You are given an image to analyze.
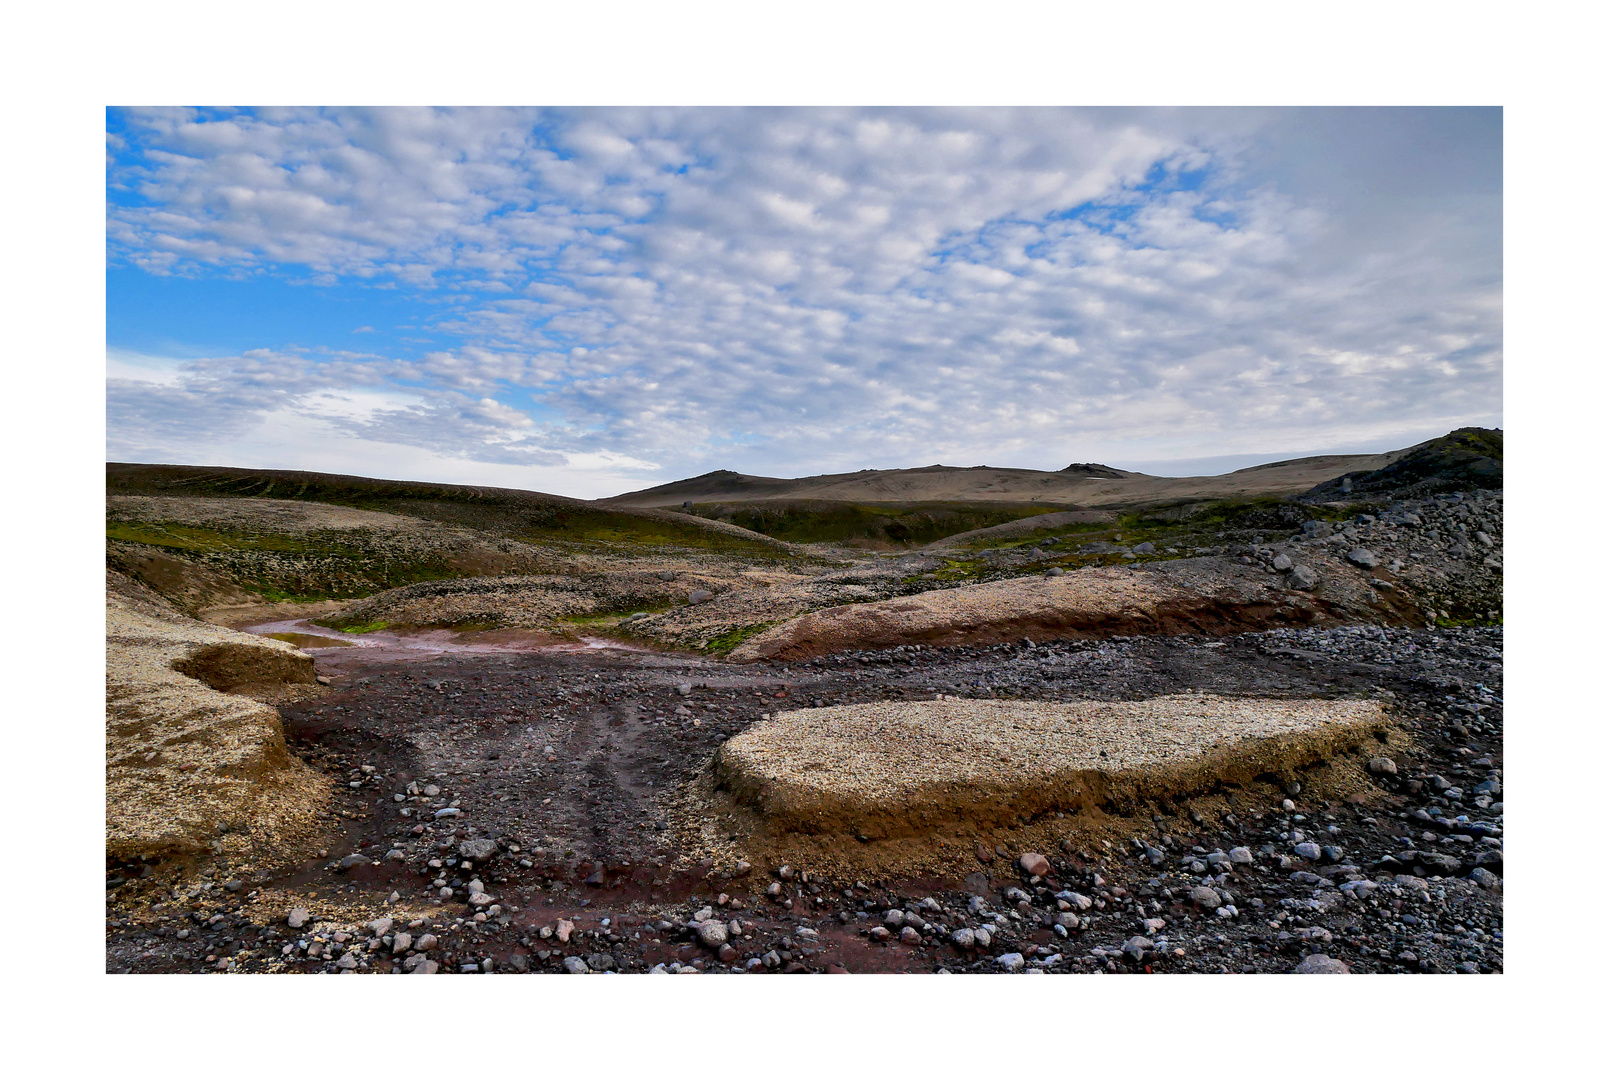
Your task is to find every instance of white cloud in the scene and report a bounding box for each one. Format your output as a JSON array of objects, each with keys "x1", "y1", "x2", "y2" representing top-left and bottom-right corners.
[
  {"x1": 107, "y1": 108, "x2": 1501, "y2": 494},
  {"x1": 106, "y1": 348, "x2": 186, "y2": 386}
]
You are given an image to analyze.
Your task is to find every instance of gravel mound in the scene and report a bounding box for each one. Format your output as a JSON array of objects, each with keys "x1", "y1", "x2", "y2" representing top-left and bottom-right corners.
[
  {"x1": 712, "y1": 696, "x2": 1393, "y2": 844},
  {"x1": 106, "y1": 574, "x2": 331, "y2": 861}
]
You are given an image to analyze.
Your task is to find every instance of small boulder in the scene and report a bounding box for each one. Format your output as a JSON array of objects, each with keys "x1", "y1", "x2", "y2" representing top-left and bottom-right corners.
[
  {"x1": 1018, "y1": 852, "x2": 1050, "y2": 877},
  {"x1": 458, "y1": 837, "x2": 499, "y2": 862},
  {"x1": 1346, "y1": 548, "x2": 1380, "y2": 569},
  {"x1": 696, "y1": 918, "x2": 728, "y2": 949},
  {"x1": 1293, "y1": 954, "x2": 1350, "y2": 974}
]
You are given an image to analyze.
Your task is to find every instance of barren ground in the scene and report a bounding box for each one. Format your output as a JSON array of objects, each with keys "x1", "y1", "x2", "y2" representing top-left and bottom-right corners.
[
  {"x1": 106, "y1": 622, "x2": 1501, "y2": 975},
  {"x1": 104, "y1": 453, "x2": 1502, "y2": 975}
]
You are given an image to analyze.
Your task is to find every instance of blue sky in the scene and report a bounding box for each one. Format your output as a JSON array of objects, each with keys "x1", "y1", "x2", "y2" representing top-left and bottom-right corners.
[{"x1": 106, "y1": 107, "x2": 1501, "y2": 498}]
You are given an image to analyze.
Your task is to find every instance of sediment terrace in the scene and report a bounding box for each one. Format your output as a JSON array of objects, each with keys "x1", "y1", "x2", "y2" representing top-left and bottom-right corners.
[{"x1": 714, "y1": 696, "x2": 1394, "y2": 841}]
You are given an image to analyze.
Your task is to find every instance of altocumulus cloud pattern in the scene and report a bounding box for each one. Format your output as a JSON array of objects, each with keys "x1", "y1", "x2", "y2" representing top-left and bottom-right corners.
[{"x1": 106, "y1": 107, "x2": 1501, "y2": 498}]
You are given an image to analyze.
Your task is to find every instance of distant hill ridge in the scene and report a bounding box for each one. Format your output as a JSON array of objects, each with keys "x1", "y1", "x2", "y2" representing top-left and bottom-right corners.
[
  {"x1": 599, "y1": 442, "x2": 1437, "y2": 510},
  {"x1": 104, "y1": 462, "x2": 796, "y2": 553}
]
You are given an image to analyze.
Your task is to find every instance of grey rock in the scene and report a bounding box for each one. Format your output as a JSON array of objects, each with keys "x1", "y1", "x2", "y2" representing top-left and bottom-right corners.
[
  {"x1": 458, "y1": 838, "x2": 498, "y2": 862},
  {"x1": 1229, "y1": 847, "x2": 1254, "y2": 865},
  {"x1": 1189, "y1": 886, "x2": 1222, "y2": 909},
  {"x1": 951, "y1": 928, "x2": 975, "y2": 949},
  {"x1": 696, "y1": 919, "x2": 728, "y2": 949},
  {"x1": 587, "y1": 953, "x2": 617, "y2": 972},
  {"x1": 996, "y1": 952, "x2": 1026, "y2": 973},
  {"x1": 391, "y1": 932, "x2": 412, "y2": 954},
  {"x1": 287, "y1": 908, "x2": 309, "y2": 929},
  {"x1": 1367, "y1": 756, "x2": 1398, "y2": 777},
  {"x1": 1294, "y1": 842, "x2": 1322, "y2": 861},
  {"x1": 1131, "y1": 541, "x2": 1155, "y2": 554},
  {"x1": 1055, "y1": 888, "x2": 1094, "y2": 914},
  {"x1": 1288, "y1": 565, "x2": 1320, "y2": 590},
  {"x1": 562, "y1": 956, "x2": 590, "y2": 974},
  {"x1": 1346, "y1": 548, "x2": 1380, "y2": 569},
  {"x1": 1293, "y1": 953, "x2": 1350, "y2": 974},
  {"x1": 367, "y1": 917, "x2": 393, "y2": 937},
  {"x1": 1121, "y1": 936, "x2": 1153, "y2": 962},
  {"x1": 1272, "y1": 553, "x2": 1293, "y2": 572},
  {"x1": 687, "y1": 589, "x2": 714, "y2": 605}
]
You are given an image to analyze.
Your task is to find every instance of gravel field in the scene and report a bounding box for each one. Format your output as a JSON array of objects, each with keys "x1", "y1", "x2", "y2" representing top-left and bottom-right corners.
[{"x1": 105, "y1": 622, "x2": 1501, "y2": 975}]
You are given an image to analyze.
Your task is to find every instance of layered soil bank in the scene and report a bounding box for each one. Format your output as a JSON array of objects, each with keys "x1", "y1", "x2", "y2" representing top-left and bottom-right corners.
[
  {"x1": 106, "y1": 572, "x2": 331, "y2": 861},
  {"x1": 727, "y1": 562, "x2": 1327, "y2": 662}
]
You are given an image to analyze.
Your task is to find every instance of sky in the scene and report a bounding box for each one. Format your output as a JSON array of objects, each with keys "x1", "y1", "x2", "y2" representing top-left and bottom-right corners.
[{"x1": 106, "y1": 106, "x2": 1502, "y2": 498}]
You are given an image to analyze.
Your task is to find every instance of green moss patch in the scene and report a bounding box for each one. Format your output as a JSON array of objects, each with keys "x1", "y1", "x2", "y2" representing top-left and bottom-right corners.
[{"x1": 704, "y1": 622, "x2": 781, "y2": 656}]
